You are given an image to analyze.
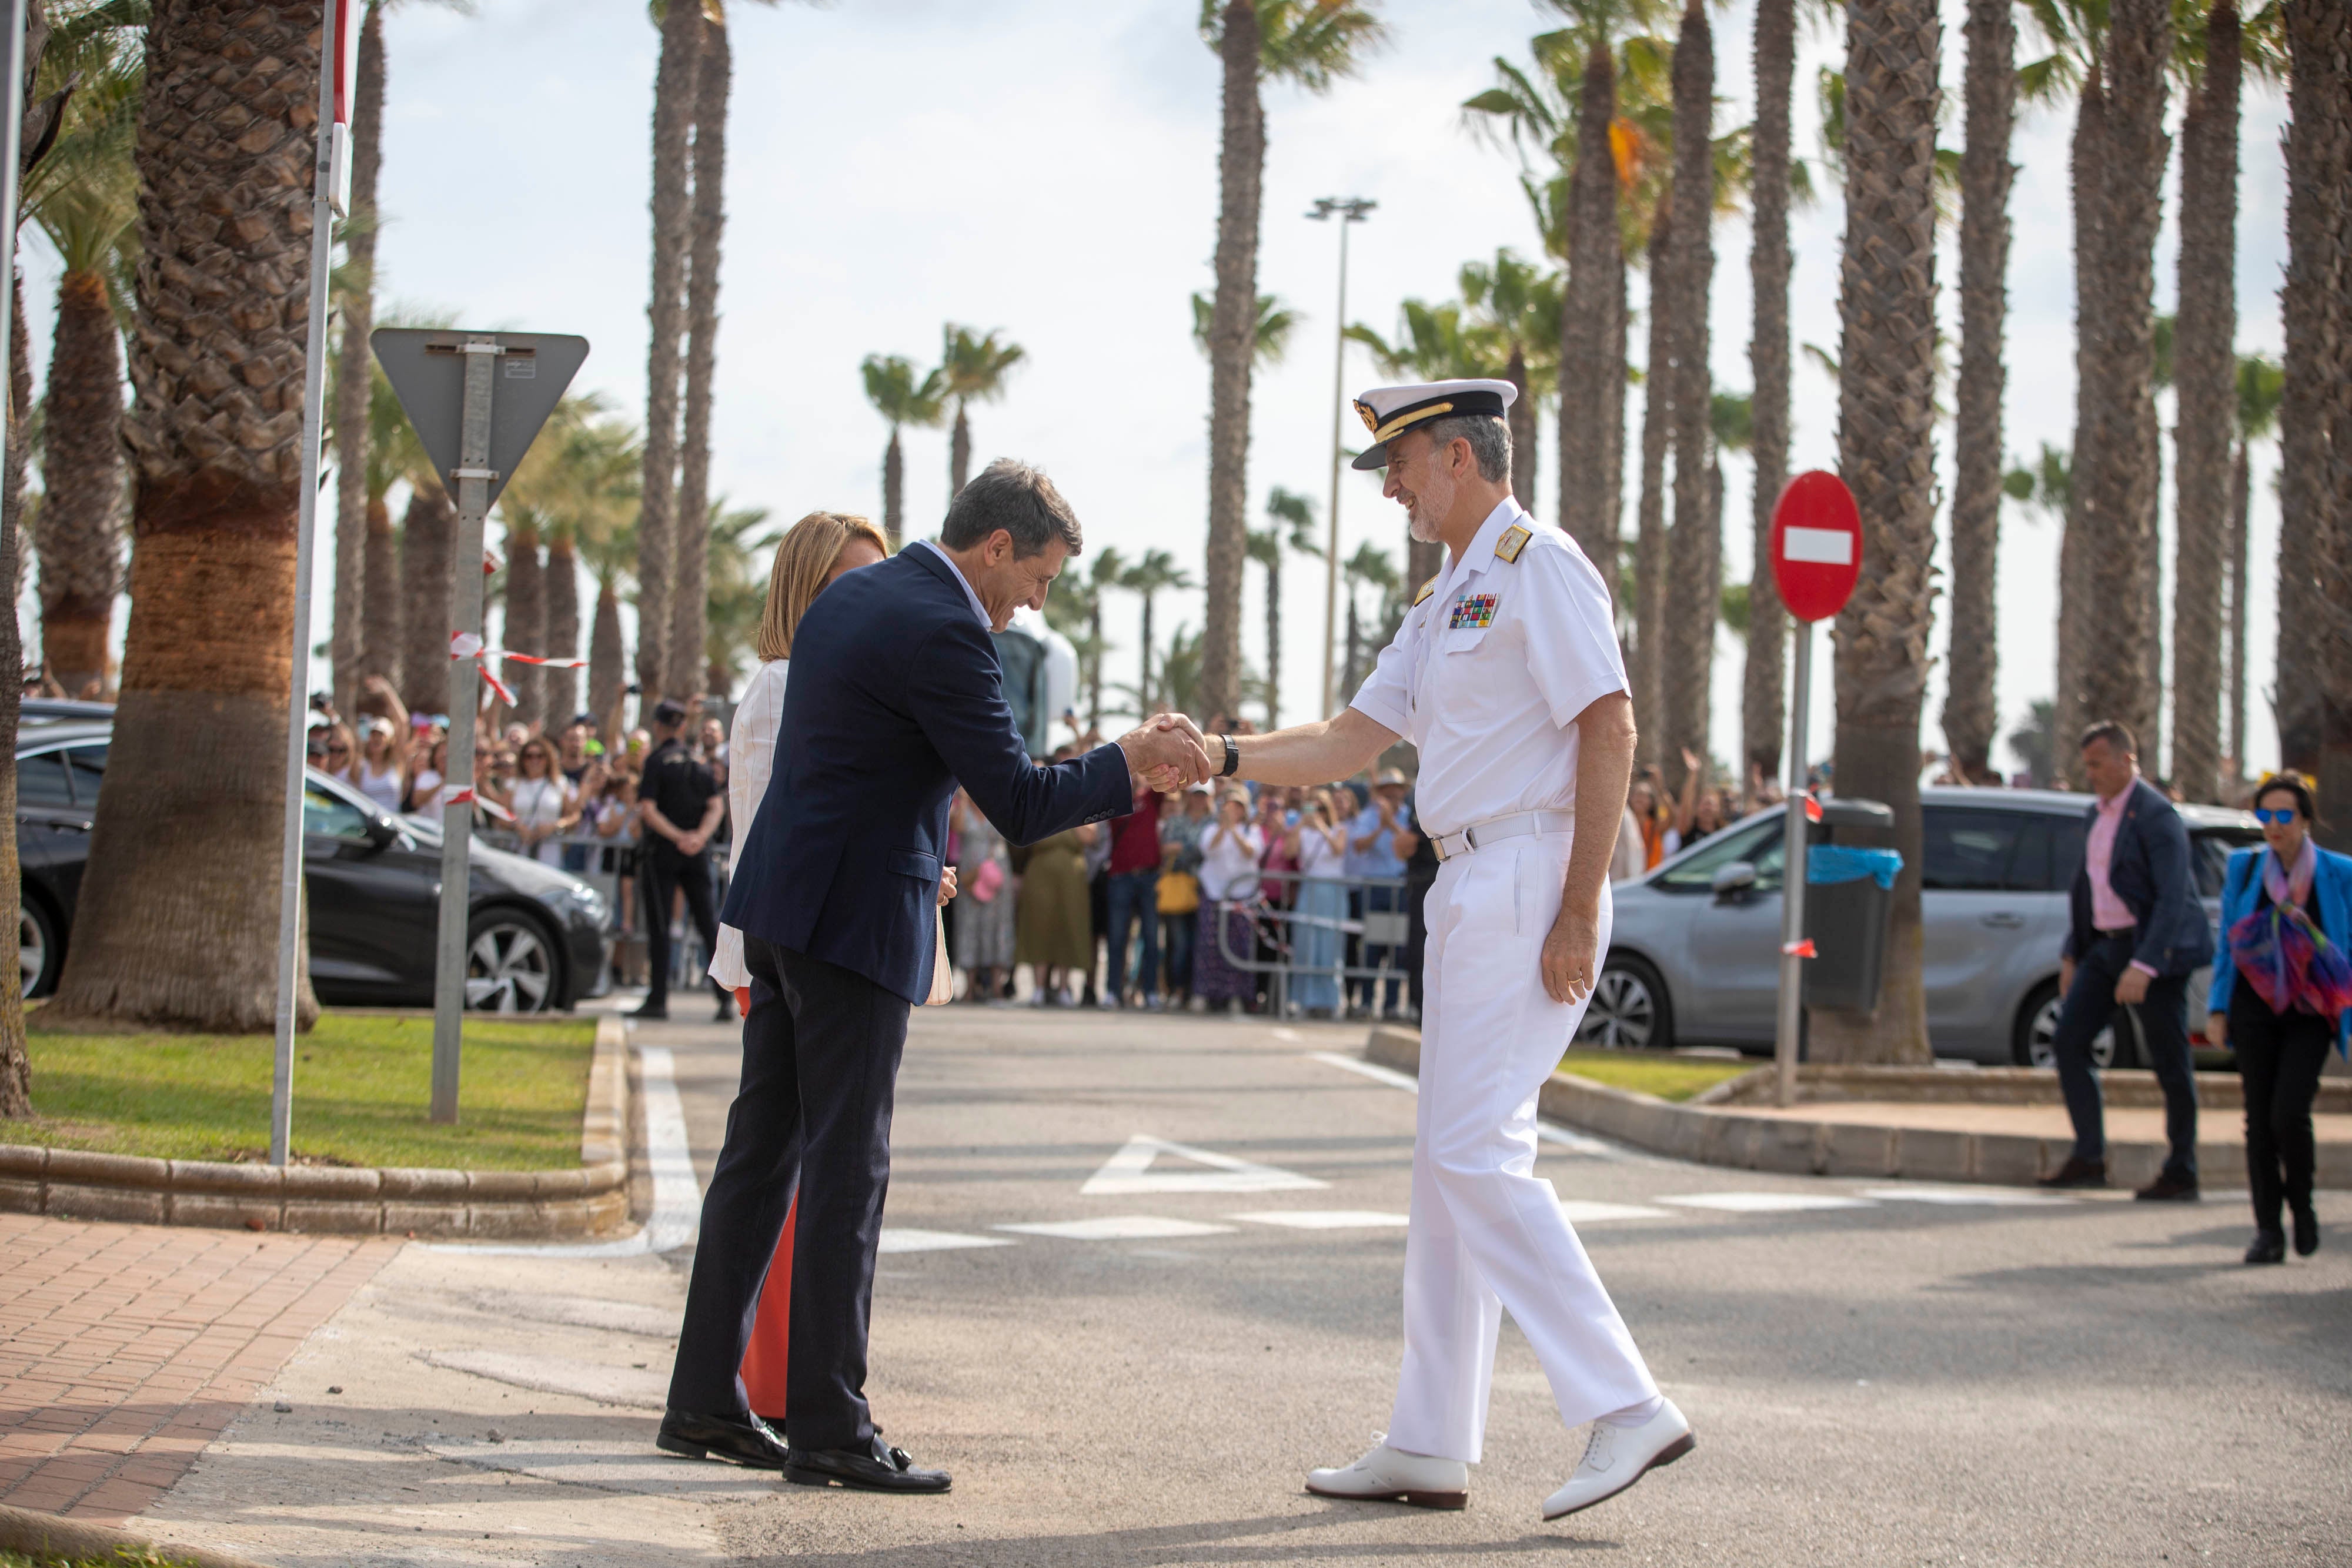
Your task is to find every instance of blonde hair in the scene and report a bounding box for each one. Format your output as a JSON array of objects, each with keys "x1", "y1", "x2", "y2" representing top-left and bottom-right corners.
[{"x1": 758, "y1": 511, "x2": 890, "y2": 660}]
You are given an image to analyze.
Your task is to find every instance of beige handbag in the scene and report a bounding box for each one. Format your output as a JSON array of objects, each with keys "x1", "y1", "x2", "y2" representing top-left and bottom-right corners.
[{"x1": 924, "y1": 908, "x2": 954, "y2": 1005}]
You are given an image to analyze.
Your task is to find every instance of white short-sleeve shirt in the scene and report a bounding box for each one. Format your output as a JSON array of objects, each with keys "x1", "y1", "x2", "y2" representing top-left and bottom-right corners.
[{"x1": 1349, "y1": 498, "x2": 1629, "y2": 838}]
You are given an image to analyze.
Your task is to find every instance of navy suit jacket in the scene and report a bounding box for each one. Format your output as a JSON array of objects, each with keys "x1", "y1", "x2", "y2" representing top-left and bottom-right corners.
[
  {"x1": 720, "y1": 545, "x2": 1133, "y2": 1004},
  {"x1": 2063, "y1": 777, "x2": 2215, "y2": 978}
]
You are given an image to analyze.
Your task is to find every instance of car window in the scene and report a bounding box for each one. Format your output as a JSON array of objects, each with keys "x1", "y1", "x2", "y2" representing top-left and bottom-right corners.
[
  {"x1": 66, "y1": 746, "x2": 106, "y2": 804},
  {"x1": 2190, "y1": 827, "x2": 2260, "y2": 898},
  {"x1": 1922, "y1": 808, "x2": 2021, "y2": 891},
  {"x1": 1657, "y1": 817, "x2": 1785, "y2": 892},
  {"x1": 16, "y1": 750, "x2": 75, "y2": 809},
  {"x1": 303, "y1": 783, "x2": 375, "y2": 842}
]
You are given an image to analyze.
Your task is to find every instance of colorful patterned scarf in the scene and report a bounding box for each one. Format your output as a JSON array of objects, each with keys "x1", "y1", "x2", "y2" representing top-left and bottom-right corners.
[{"x1": 2231, "y1": 839, "x2": 2352, "y2": 1021}]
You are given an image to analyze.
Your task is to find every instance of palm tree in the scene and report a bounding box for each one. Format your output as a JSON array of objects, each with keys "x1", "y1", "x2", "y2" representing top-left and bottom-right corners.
[
  {"x1": 1247, "y1": 486, "x2": 1320, "y2": 729},
  {"x1": 329, "y1": 1, "x2": 387, "y2": 718},
  {"x1": 1659, "y1": 0, "x2": 1717, "y2": 798},
  {"x1": 1459, "y1": 248, "x2": 1558, "y2": 511},
  {"x1": 577, "y1": 476, "x2": 643, "y2": 738},
  {"x1": 860, "y1": 353, "x2": 946, "y2": 548},
  {"x1": 1339, "y1": 540, "x2": 1398, "y2": 698},
  {"x1": 1084, "y1": 546, "x2": 1127, "y2": 731},
  {"x1": 634, "y1": 0, "x2": 704, "y2": 705},
  {"x1": 1744, "y1": 0, "x2": 1799, "y2": 785},
  {"x1": 24, "y1": 6, "x2": 140, "y2": 699},
  {"x1": 499, "y1": 394, "x2": 619, "y2": 724},
  {"x1": 702, "y1": 500, "x2": 778, "y2": 696},
  {"x1": 1198, "y1": 0, "x2": 1386, "y2": 731},
  {"x1": 2228, "y1": 353, "x2": 2281, "y2": 779},
  {"x1": 1122, "y1": 549, "x2": 1193, "y2": 716},
  {"x1": 1939, "y1": 0, "x2": 2019, "y2": 787},
  {"x1": 2277, "y1": 0, "x2": 2340, "y2": 787},
  {"x1": 357, "y1": 359, "x2": 417, "y2": 694},
  {"x1": 671, "y1": 4, "x2": 743, "y2": 704},
  {"x1": 1190, "y1": 290, "x2": 1300, "y2": 366},
  {"x1": 399, "y1": 478, "x2": 456, "y2": 720},
  {"x1": 1815, "y1": 0, "x2": 1942, "y2": 1066},
  {"x1": 1632, "y1": 209, "x2": 1672, "y2": 767},
  {"x1": 500, "y1": 514, "x2": 546, "y2": 728},
  {"x1": 940, "y1": 323, "x2": 1025, "y2": 497},
  {"x1": 52, "y1": 0, "x2": 328, "y2": 1031}
]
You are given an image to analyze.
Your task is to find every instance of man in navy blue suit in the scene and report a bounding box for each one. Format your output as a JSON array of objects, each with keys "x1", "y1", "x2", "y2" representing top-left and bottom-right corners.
[
  {"x1": 659, "y1": 460, "x2": 1211, "y2": 1493},
  {"x1": 2038, "y1": 720, "x2": 2216, "y2": 1198}
]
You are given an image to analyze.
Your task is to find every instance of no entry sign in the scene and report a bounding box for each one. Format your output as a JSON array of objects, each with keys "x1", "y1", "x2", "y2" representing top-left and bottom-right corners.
[{"x1": 1770, "y1": 470, "x2": 1862, "y2": 623}]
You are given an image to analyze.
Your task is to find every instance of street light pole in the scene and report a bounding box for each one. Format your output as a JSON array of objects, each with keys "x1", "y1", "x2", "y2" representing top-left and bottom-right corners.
[{"x1": 1307, "y1": 195, "x2": 1373, "y2": 717}]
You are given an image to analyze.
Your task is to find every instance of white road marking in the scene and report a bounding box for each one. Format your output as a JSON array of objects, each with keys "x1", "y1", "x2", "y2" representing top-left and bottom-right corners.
[
  {"x1": 995, "y1": 1216, "x2": 1238, "y2": 1241},
  {"x1": 426, "y1": 1042, "x2": 703, "y2": 1258},
  {"x1": 1305, "y1": 1051, "x2": 1628, "y2": 1161},
  {"x1": 1658, "y1": 1191, "x2": 1877, "y2": 1213},
  {"x1": 1535, "y1": 1122, "x2": 1623, "y2": 1158},
  {"x1": 1860, "y1": 1186, "x2": 2073, "y2": 1206},
  {"x1": 1081, "y1": 1134, "x2": 1327, "y2": 1196},
  {"x1": 1272, "y1": 1027, "x2": 1307, "y2": 1042},
  {"x1": 1557, "y1": 1200, "x2": 1671, "y2": 1223},
  {"x1": 1230, "y1": 1210, "x2": 1411, "y2": 1229},
  {"x1": 878, "y1": 1228, "x2": 1015, "y2": 1253}
]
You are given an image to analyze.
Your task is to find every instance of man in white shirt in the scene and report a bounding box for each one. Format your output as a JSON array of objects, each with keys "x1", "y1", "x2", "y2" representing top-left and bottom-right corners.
[{"x1": 1190, "y1": 379, "x2": 1690, "y2": 1522}]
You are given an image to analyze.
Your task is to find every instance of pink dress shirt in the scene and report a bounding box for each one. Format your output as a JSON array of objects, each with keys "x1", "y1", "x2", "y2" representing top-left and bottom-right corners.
[{"x1": 2084, "y1": 780, "x2": 2157, "y2": 977}]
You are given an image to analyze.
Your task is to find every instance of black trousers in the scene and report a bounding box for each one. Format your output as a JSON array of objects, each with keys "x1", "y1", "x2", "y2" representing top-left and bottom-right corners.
[
  {"x1": 640, "y1": 849, "x2": 721, "y2": 1007},
  {"x1": 2231, "y1": 987, "x2": 2334, "y2": 1231},
  {"x1": 2051, "y1": 931, "x2": 2199, "y2": 1180},
  {"x1": 667, "y1": 938, "x2": 911, "y2": 1451}
]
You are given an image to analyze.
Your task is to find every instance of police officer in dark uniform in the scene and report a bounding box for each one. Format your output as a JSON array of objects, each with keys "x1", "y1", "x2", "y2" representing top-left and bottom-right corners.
[{"x1": 635, "y1": 698, "x2": 729, "y2": 1021}]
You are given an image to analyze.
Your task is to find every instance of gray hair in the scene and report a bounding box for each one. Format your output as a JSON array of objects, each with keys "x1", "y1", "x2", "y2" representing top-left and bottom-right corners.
[
  {"x1": 940, "y1": 458, "x2": 1083, "y2": 557},
  {"x1": 1422, "y1": 413, "x2": 1511, "y2": 485}
]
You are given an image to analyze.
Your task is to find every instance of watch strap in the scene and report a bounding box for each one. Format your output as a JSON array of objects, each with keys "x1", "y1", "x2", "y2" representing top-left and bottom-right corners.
[{"x1": 1218, "y1": 735, "x2": 1240, "y2": 778}]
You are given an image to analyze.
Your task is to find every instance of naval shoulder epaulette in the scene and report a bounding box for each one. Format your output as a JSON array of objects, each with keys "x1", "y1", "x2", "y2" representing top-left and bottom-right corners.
[
  {"x1": 1411, "y1": 576, "x2": 1436, "y2": 607},
  {"x1": 1495, "y1": 524, "x2": 1532, "y2": 563}
]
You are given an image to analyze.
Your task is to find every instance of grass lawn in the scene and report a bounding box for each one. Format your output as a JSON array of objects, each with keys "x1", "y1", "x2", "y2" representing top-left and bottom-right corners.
[
  {"x1": 12, "y1": 1013, "x2": 596, "y2": 1170},
  {"x1": 1555, "y1": 1048, "x2": 1756, "y2": 1103},
  {"x1": 0, "y1": 1551, "x2": 206, "y2": 1567}
]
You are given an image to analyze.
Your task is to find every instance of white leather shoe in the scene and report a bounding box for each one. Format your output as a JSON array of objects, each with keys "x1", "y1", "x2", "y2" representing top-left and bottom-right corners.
[
  {"x1": 1305, "y1": 1436, "x2": 1468, "y2": 1510},
  {"x1": 1541, "y1": 1399, "x2": 1694, "y2": 1520}
]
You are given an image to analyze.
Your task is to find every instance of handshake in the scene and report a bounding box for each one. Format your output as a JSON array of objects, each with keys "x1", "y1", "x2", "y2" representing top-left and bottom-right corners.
[{"x1": 1116, "y1": 713, "x2": 1221, "y2": 793}]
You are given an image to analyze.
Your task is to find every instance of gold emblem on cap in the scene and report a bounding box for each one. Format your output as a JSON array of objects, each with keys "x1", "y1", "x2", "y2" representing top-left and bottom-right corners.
[
  {"x1": 1495, "y1": 524, "x2": 1531, "y2": 563},
  {"x1": 1354, "y1": 400, "x2": 1379, "y2": 435}
]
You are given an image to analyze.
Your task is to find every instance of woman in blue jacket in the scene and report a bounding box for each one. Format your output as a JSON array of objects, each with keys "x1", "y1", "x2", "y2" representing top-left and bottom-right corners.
[{"x1": 2207, "y1": 772, "x2": 2352, "y2": 1265}]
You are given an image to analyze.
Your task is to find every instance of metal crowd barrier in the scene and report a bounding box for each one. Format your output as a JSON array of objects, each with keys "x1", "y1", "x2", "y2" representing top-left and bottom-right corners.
[{"x1": 1208, "y1": 868, "x2": 1414, "y2": 1016}]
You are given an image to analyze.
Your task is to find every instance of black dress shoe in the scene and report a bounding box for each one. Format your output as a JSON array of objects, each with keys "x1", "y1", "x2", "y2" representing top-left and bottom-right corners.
[
  {"x1": 2134, "y1": 1174, "x2": 2200, "y2": 1202},
  {"x1": 2291, "y1": 1203, "x2": 2320, "y2": 1257},
  {"x1": 2244, "y1": 1231, "x2": 2287, "y2": 1266},
  {"x1": 629, "y1": 1000, "x2": 669, "y2": 1020},
  {"x1": 784, "y1": 1433, "x2": 951, "y2": 1493},
  {"x1": 2037, "y1": 1156, "x2": 2107, "y2": 1189},
  {"x1": 656, "y1": 1409, "x2": 790, "y2": 1469}
]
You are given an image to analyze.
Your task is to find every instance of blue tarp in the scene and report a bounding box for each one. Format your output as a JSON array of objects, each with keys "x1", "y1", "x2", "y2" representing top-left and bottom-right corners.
[{"x1": 1808, "y1": 844, "x2": 1903, "y2": 890}]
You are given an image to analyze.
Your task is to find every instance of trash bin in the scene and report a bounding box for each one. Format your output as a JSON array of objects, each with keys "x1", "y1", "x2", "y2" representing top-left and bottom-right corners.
[{"x1": 1801, "y1": 801, "x2": 1902, "y2": 1014}]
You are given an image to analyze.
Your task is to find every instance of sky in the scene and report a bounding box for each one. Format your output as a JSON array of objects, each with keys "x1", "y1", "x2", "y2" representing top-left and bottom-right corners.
[{"x1": 15, "y1": 0, "x2": 2293, "y2": 781}]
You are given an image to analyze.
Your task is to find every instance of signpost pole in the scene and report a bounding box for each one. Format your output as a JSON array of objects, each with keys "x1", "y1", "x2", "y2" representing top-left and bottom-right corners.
[
  {"x1": 269, "y1": 2, "x2": 348, "y2": 1167},
  {"x1": 1773, "y1": 623, "x2": 1812, "y2": 1109},
  {"x1": 429, "y1": 340, "x2": 499, "y2": 1124}
]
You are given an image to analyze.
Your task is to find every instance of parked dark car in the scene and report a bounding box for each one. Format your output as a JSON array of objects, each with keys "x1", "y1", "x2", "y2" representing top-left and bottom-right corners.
[{"x1": 15, "y1": 718, "x2": 609, "y2": 1011}]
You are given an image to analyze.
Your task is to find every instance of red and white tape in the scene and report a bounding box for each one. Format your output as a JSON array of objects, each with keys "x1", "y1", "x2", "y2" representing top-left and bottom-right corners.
[
  {"x1": 441, "y1": 785, "x2": 514, "y2": 823},
  {"x1": 449, "y1": 629, "x2": 585, "y2": 709},
  {"x1": 1782, "y1": 938, "x2": 1817, "y2": 959}
]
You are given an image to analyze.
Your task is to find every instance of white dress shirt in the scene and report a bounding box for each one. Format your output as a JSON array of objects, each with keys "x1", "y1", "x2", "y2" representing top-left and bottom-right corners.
[
  {"x1": 709, "y1": 657, "x2": 790, "y2": 989},
  {"x1": 1348, "y1": 498, "x2": 1628, "y2": 838}
]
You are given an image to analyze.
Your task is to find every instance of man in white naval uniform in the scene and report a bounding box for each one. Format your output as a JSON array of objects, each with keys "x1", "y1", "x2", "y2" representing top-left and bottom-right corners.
[{"x1": 1192, "y1": 379, "x2": 1692, "y2": 1521}]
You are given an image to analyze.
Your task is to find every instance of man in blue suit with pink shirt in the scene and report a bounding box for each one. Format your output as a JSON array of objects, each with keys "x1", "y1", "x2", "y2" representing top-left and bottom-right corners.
[{"x1": 659, "y1": 460, "x2": 1211, "y2": 1491}]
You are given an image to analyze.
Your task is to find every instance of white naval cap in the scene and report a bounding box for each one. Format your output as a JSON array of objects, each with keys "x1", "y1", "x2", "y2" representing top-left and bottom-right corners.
[{"x1": 1350, "y1": 377, "x2": 1517, "y2": 470}]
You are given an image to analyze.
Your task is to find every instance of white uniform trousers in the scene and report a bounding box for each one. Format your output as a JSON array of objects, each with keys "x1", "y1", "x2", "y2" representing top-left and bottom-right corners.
[{"x1": 1387, "y1": 828, "x2": 1658, "y2": 1463}]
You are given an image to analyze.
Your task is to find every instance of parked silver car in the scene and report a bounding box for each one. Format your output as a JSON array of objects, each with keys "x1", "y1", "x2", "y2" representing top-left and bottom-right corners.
[{"x1": 1584, "y1": 787, "x2": 2261, "y2": 1066}]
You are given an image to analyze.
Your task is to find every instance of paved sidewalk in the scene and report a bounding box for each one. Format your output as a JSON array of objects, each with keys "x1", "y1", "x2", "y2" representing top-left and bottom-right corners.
[{"x1": 0, "y1": 1216, "x2": 393, "y2": 1523}]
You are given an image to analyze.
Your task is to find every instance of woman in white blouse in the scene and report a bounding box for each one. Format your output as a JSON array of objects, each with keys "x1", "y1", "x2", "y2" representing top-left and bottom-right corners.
[{"x1": 707, "y1": 511, "x2": 892, "y2": 998}]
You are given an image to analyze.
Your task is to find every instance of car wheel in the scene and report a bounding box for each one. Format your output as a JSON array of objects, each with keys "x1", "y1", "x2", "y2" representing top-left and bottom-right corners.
[
  {"x1": 1578, "y1": 953, "x2": 1672, "y2": 1051},
  {"x1": 466, "y1": 908, "x2": 558, "y2": 1013},
  {"x1": 2014, "y1": 981, "x2": 2130, "y2": 1071},
  {"x1": 19, "y1": 899, "x2": 59, "y2": 999}
]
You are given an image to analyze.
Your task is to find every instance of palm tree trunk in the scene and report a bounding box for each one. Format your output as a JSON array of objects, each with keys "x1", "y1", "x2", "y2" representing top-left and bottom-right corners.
[
  {"x1": 2278, "y1": 0, "x2": 2346, "y2": 785},
  {"x1": 1745, "y1": 0, "x2": 1795, "y2": 784},
  {"x1": 360, "y1": 494, "x2": 399, "y2": 691},
  {"x1": 504, "y1": 522, "x2": 544, "y2": 729},
  {"x1": 330, "y1": 1, "x2": 385, "y2": 716},
  {"x1": 36, "y1": 268, "x2": 125, "y2": 697},
  {"x1": 670, "y1": 13, "x2": 727, "y2": 701},
  {"x1": 589, "y1": 581, "x2": 625, "y2": 736},
  {"x1": 2080, "y1": 0, "x2": 2169, "y2": 748},
  {"x1": 545, "y1": 531, "x2": 580, "y2": 723},
  {"x1": 950, "y1": 403, "x2": 971, "y2": 498},
  {"x1": 1560, "y1": 38, "x2": 1616, "y2": 587},
  {"x1": 2170, "y1": 3, "x2": 2240, "y2": 804},
  {"x1": 2056, "y1": 73, "x2": 2107, "y2": 765},
  {"x1": 2227, "y1": 436, "x2": 2250, "y2": 778},
  {"x1": 0, "y1": 267, "x2": 31, "y2": 1114},
  {"x1": 1200, "y1": 0, "x2": 1262, "y2": 728},
  {"x1": 1632, "y1": 204, "x2": 1673, "y2": 771},
  {"x1": 635, "y1": 0, "x2": 700, "y2": 700},
  {"x1": 1942, "y1": 0, "x2": 2014, "y2": 785},
  {"x1": 1264, "y1": 559, "x2": 1282, "y2": 730},
  {"x1": 1505, "y1": 340, "x2": 1534, "y2": 511},
  {"x1": 1814, "y1": 0, "x2": 1940, "y2": 1067},
  {"x1": 53, "y1": 0, "x2": 325, "y2": 1031},
  {"x1": 1662, "y1": 0, "x2": 1716, "y2": 798},
  {"x1": 1140, "y1": 594, "x2": 1157, "y2": 715},
  {"x1": 1345, "y1": 595, "x2": 1361, "y2": 701},
  {"x1": 883, "y1": 427, "x2": 904, "y2": 547},
  {"x1": 1087, "y1": 597, "x2": 1105, "y2": 731},
  {"x1": 400, "y1": 485, "x2": 453, "y2": 717}
]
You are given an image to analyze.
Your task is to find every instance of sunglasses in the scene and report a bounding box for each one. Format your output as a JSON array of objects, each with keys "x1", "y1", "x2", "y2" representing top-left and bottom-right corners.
[
  {"x1": 2254, "y1": 808, "x2": 2300, "y2": 825},
  {"x1": 325, "y1": 744, "x2": 350, "y2": 757}
]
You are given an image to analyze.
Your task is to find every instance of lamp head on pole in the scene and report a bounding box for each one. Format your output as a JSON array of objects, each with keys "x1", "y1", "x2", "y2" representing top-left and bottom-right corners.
[{"x1": 1306, "y1": 195, "x2": 1377, "y2": 225}]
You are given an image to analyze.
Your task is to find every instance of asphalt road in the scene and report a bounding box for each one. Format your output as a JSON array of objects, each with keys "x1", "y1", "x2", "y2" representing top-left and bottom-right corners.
[{"x1": 639, "y1": 1004, "x2": 2351, "y2": 1568}]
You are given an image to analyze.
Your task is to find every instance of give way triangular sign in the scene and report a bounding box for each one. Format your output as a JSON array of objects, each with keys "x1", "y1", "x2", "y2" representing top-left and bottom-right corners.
[
  {"x1": 371, "y1": 328, "x2": 590, "y2": 506},
  {"x1": 1081, "y1": 1134, "x2": 1328, "y2": 1196}
]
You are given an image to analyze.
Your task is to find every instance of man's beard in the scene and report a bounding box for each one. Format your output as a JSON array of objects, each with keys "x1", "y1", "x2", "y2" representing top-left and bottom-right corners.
[{"x1": 1404, "y1": 467, "x2": 1455, "y2": 543}]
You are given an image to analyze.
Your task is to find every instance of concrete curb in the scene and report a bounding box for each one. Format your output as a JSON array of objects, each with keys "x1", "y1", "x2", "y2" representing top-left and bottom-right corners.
[
  {"x1": 0, "y1": 1017, "x2": 632, "y2": 1238},
  {"x1": 0, "y1": 1500, "x2": 275, "y2": 1567},
  {"x1": 1363, "y1": 1027, "x2": 2352, "y2": 1190}
]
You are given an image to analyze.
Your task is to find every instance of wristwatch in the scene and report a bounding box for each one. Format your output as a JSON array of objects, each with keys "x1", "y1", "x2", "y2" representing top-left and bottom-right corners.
[{"x1": 1218, "y1": 734, "x2": 1240, "y2": 778}]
